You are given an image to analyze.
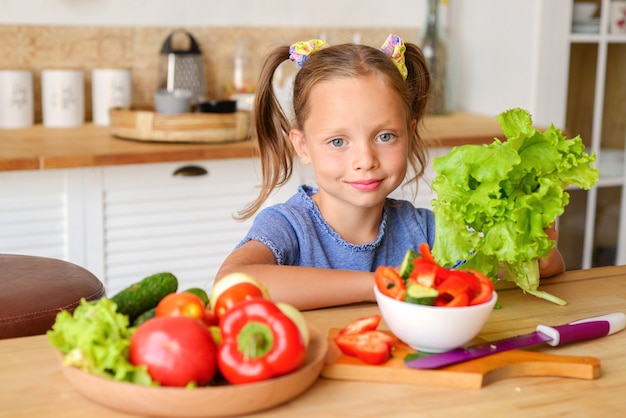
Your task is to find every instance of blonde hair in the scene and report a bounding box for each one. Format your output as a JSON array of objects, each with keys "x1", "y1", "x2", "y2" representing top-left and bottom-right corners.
[{"x1": 237, "y1": 41, "x2": 431, "y2": 221}]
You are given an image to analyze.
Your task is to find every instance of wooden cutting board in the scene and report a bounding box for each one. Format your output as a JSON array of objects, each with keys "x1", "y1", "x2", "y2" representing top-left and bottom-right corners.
[
  {"x1": 109, "y1": 108, "x2": 250, "y2": 143},
  {"x1": 322, "y1": 329, "x2": 601, "y2": 389}
]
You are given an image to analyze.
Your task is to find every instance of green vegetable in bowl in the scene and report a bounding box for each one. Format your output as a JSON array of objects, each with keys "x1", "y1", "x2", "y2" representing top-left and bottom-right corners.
[
  {"x1": 47, "y1": 298, "x2": 153, "y2": 385},
  {"x1": 431, "y1": 108, "x2": 599, "y2": 305}
]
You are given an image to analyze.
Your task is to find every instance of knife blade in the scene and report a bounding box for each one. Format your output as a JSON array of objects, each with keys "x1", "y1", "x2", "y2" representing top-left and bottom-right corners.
[{"x1": 405, "y1": 312, "x2": 626, "y2": 370}]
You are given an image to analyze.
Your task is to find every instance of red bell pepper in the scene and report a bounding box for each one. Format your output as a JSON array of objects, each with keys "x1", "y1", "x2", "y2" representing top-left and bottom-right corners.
[
  {"x1": 374, "y1": 266, "x2": 406, "y2": 300},
  {"x1": 454, "y1": 271, "x2": 482, "y2": 295},
  {"x1": 335, "y1": 330, "x2": 394, "y2": 365},
  {"x1": 217, "y1": 298, "x2": 306, "y2": 384},
  {"x1": 465, "y1": 269, "x2": 495, "y2": 305},
  {"x1": 434, "y1": 275, "x2": 472, "y2": 307},
  {"x1": 418, "y1": 242, "x2": 437, "y2": 265}
]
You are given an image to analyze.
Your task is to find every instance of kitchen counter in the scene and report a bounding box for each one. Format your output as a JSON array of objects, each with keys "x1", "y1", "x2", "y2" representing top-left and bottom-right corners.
[
  {"x1": 1, "y1": 265, "x2": 625, "y2": 416},
  {"x1": 0, "y1": 112, "x2": 505, "y2": 171}
]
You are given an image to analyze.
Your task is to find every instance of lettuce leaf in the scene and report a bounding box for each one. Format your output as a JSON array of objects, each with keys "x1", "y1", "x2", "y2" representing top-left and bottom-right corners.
[
  {"x1": 431, "y1": 108, "x2": 599, "y2": 305},
  {"x1": 47, "y1": 298, "x2": 154, "y2": 385}
]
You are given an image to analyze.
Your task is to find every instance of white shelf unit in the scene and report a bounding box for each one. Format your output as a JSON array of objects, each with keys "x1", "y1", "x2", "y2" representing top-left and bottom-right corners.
[{"x1": 544, "y1": 0, "x2": 626, "y2": 269}]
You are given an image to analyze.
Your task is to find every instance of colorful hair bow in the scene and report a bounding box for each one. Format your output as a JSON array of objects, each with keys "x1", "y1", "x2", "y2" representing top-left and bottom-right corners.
[
  {"x1": 289, "y1": 39, "x2": 328, "y2": 67},
  {"x1": 380, "y1": 34, "x2": 408, "y2": 80}
]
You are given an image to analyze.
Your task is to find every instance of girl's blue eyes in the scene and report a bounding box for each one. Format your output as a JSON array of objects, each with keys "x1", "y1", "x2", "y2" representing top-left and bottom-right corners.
[
  {"x1": 328, "y1": 133, "x2": 396, "y2": 147},
  {"x1": 329, "y1": 138, "x2": 345, "y2": 147},
  {"x1": 378, "y1": 133, "x2": 395, "y2": 143}
]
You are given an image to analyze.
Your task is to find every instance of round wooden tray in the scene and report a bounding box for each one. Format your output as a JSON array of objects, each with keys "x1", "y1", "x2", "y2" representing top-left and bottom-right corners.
[
  {"x1": 109, "y1": 108, "x2": 251, "y2": 144},
  {"x1": 60, "y1": 322, "x2": 327, "y2": 417}
]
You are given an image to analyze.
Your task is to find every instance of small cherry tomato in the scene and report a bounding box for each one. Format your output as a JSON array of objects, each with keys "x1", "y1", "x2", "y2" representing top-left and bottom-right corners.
[
  {"x1": 210, "y1": 273, "x2": 271, "y2": 321},
  {"x1": 203, "y1": 306, "x2": 219, "y2": 327},
  {"x1": 213, "y1": 282, "x2": 266, "y2": 320},
  {"x1": 156, "y1": 292, "x2": 206, "y2": 320}
]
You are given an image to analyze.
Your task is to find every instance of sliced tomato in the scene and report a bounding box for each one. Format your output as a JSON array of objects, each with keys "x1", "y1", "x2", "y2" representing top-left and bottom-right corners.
[
  {"x1": 374, "y1": 266, "x2": 406, "y2": 300},
  {"x1": 408, "y1": 260, "x2": 439, "y2": 288},
  {"x1": 465, "y1": 269, "x2": 495, "y2": 305},
  {"x1": 418, "y1": 242, "x2": 437, "y2": 265},
  {"x1": 339, "y1": 315, "x2": 382, "y2": 336},
  {"x1": 335, "y1": 330, "x2": 394, "y2": 365}
]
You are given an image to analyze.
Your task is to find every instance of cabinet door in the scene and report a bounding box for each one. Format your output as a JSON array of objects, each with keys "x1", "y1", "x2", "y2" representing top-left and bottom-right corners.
[
  {"x1": 101, "y1": 159, "x2": 264, "y2": 295},
  {"x1": 0, "y1": 169, "x2": 86, "y2": 262}
]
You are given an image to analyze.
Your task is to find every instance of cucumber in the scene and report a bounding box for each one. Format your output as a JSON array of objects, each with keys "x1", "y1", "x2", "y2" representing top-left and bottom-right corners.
[
  {"x1": 110, "y1": 272, "x2": 178, "y2": 322},
  {"x1": 399, "y1": 249, "x2": 418, "y2": 279},
  {"x1": 183, "y1": 287, "x2": 209, "y2": 306},
  {"x1": 404, "y1": 283, "x2": 439, "y2": 305},
  {"x1": 132, "y1": 307, "x2": 156, "y2": 327}
]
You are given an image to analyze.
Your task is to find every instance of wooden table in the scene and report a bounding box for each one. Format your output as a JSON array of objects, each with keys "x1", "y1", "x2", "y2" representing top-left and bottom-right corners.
[
  {"x1": 2, "y1": 265, "x2": 625, "y2": 417},
  {"x1": 0, "y1": 112, "x2": 505, "y2": 171}
]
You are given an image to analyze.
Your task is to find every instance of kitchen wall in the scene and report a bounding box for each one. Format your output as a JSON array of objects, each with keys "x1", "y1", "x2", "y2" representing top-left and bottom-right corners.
[{"x1": 0, "y1": 0, "x2": 558, "y2": 126}]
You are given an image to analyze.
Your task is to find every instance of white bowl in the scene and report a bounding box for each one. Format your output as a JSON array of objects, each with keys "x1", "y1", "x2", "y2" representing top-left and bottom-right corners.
[
  {"x1": 374, "y1": 285, "x2": 497, "y2": 353},
  {"x1": 573, "y1": 2, "x2": 598, "y2": 21}
]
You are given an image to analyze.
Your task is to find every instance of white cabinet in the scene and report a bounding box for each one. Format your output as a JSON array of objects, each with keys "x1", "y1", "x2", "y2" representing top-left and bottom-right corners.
[
  {"x1": 0, "y1": 168, "x2": 90, "y2": 262},
  {"x1": 98, "y1": 159, "x2": 262, "y2": 295},
  {"x1": 0, "y1": 159, "x2": 272, "y2": 295}
]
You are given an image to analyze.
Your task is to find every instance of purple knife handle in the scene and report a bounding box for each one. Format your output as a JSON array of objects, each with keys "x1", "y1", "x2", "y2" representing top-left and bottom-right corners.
[{"x1": 537, "y1": 312, "x2": 626, "y2": 346}]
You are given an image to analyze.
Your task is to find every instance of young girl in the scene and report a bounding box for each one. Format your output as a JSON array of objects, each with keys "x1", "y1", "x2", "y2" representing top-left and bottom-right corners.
[{"x1": 215, "y1": 35, "x2": 564, "y2": 310}]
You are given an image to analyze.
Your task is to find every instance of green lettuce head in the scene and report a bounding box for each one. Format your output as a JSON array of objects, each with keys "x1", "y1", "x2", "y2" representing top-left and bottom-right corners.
[{"x1": 431, "y1": 108, "x2": 599, "y2": 305}]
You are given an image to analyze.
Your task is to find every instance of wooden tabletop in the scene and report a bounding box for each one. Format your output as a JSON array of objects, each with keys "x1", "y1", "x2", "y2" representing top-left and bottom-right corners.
[
  {"x1": 0, "y1": 112, "x2": 505, "y2": 171},
  {"x1": 1, "y1": 265, "x2": 625, "y2": 417}
]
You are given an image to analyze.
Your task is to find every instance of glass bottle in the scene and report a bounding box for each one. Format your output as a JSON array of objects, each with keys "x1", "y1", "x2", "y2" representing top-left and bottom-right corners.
[
  {"x1": 419, "y1": 0, "x2": 456, "y2": 115},
  {"x1": 224, "y1": 38, "x2": 257, "y2": 110}
]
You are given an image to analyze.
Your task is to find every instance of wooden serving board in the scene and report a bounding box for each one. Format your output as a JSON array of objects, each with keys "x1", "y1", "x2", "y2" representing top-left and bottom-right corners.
[
  {"x1": 109, "y1": 108, "x2": 251, "y2": 144},
  {"x1": 322, "y1": 329, "x2": 600, "y2": 389}
]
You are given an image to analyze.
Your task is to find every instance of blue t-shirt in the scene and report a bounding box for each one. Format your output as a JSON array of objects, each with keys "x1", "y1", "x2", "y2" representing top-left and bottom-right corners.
[{"x1": 236, "y1": 185, "x2": 435, "y2": 272}]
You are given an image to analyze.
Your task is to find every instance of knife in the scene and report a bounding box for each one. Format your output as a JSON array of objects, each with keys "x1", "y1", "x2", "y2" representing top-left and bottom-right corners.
[{"x1": 405, "y1": 312, "x2": 626, "y2": 370}]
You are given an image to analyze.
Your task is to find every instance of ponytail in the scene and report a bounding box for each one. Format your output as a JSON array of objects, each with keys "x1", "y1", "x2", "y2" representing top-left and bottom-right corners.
[{"x1": 236, "y1": 46, "x2": 294, "y2": 221}]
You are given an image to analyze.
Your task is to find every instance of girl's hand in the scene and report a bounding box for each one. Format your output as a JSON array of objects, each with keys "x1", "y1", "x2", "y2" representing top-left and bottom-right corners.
[{"x1": 539, "y1": 223, "x2": 565, "y2": 278}]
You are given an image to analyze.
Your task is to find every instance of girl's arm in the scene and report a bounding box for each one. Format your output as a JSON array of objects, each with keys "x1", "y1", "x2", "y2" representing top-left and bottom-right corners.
[{"x1": 215, "y1": 240, "x2": 376, "y2": 311}]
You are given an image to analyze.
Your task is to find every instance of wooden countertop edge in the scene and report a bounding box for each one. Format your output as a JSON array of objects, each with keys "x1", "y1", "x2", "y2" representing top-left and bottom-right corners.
[
  {"x1": 0, "y1": 112, "x2": 505, "y2": 171},
  {"x1": 40, "y1": 141, "x2": 261, "y2": 170}
]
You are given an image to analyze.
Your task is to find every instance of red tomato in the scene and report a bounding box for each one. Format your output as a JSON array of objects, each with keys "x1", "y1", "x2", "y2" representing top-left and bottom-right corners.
[
  {"x1": 129, "y1": 316, "x2": 217, "y2": 387},
  {"x1": 339, "y1": 315, "x2": 382, "y2": 336},
  {"x1": 156, "y1": 292, "x2": 205, "y2": 320},
  {"x1": 213, "y1": 282, "x2": 266, "y2": 320},
  {"x1": 335, "y1": 330, "x2": 394, "y2": 365},
  {"x1": 408, "y1": 260, "x2": 439, "y2": 288},
  {"x1": 203, "y1": 306, "x2": 219, "y2": 327}
]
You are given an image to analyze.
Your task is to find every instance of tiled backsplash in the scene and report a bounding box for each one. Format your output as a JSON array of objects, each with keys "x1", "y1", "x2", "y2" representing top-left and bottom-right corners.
[{"x1": 0, "y1": 25, "x2": 417, "y2": 123}]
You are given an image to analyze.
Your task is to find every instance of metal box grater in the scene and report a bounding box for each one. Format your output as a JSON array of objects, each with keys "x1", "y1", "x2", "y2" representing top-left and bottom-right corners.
[{"x1": 159, "y1": 30, "x2": 206, "y2": 103}]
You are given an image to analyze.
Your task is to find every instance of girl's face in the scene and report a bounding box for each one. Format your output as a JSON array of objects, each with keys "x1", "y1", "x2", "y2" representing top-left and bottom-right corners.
[{"x1": 290, "y1": 73, "x2": 415, "y2": 212}]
